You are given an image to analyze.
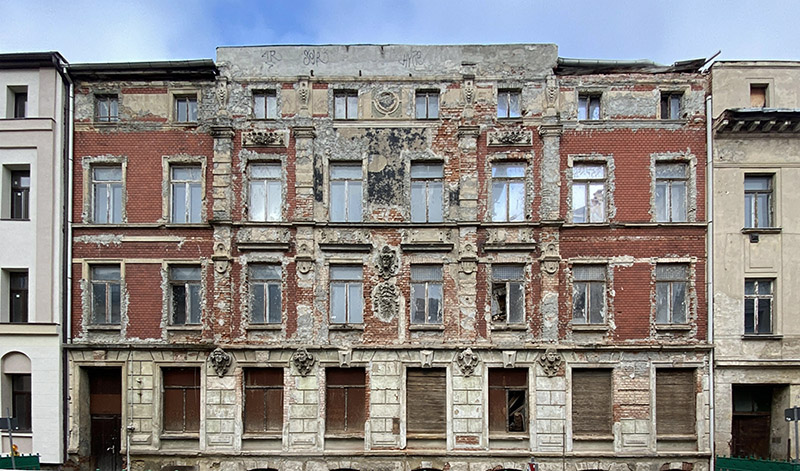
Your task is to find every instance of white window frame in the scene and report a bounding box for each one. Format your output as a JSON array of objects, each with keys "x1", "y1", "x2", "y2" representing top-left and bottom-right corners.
[
  {"x1": 169, "y1": 164, "x2": 203, "y2": 223},
  {"x1": 571, "y1": 163, "x2": 606, "y2": 223},
  {"x1": 334, "y1": 90, "x2": 358, "y2": 120},
  {"x1": 410, "y1": 265, "x2": 443, "y2": 325},
  {"x1": 329, "y1": 265, "x2": 363, "y2": 325},
  {"x1": 497, "y1": 89, "x2": 521, "y2": 119},
  {"x1": 415, "y1": 90, "x2": 439, "y2": 119},
  {"x1": 410, "y1": 162, "x2": 443, "y2": 223},
  {"x1": 329, "y1": 163, "x2": 363, "y2": 222},
  {"x1": 92, "y1": 166, "x2": 123, "y2": 224},
  {"x1": 248, "y1": 162, "x2": 282, "y2": 222},
  {"x1": 572, "y1": 265, "x2": 606, "y2": 325},
  {"x1": 253, "y1": 90, "x2": 277, "y2": 120},
  {"x1": 655, "y1": 264, "x2": 689, "y2": 325},
  {"x1": 249, "y1": 264, "x2": 282, "y2": 324},
  {"x1": 490, "y1": 162, "x2": 526, "y2": 222}
]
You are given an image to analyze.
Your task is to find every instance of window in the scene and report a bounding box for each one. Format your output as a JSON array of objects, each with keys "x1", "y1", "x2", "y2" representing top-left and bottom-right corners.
[
  {"x1": 334, "y1": 91, "x2": 358, "y2": 120},
  {"x1": 656, "y1": 264, "x2": 688, "y2": 324},
  {"x1": 744, "y1": 175, "x2": 773, "y2": 228},
  {"x1": 415, "y1": 91, "x2": 439, "y2": 119},
  {"x1": 249, "y1": 163, "x2": 281, "y2": 221},
  {"x1": 10, "y1": 170, "x2": 30, "y2": 220},
  {"x1": 745, "y1": 279, "x2": 773, "y2": 334},
  {"x1": 254, "y1": 90, "x2": 277, "y2": 119},
  {"x1": 656, "y1": 369, "x2": 695, "y2": 437},
  {"x1": 572, "y1": 265, "x2": 606, "y2": 325},
  {"x1": 491, "y1": 265, "x2": 524, "y2": 324},
  {"x1": 571, "y1": 164, "x2": 605, "y2": 223},
  {"x1": 92, "y1": 166, "x2": 122, "y2": 223},
  {"x1": 572, "y1": 369, "x2": 612, "y2": 437},
  {"x1": 162, "y1": 368, "x2": 200, "y2": 433},
  {"x1": 750, "y1": 84, "x2": 768, "y2": 108},
  {"x1": 411, "y1": 265, "x2": 443, "y2": 325},
  {"x1": 175, "y1": 95, "x2": 198, "y2": 122},
  {"x1": 170, "y1": 266, "x2": 201, "y2": 325},
  {"x1": 578, "y1": 94, "x2": 601, "y2": 120},
  {"x1": 410, "y1": 162, "x2": 443, "y2": 223},
  {"x1": 250, "y1": 264, "x2": 281, "y2": 324},
  {"x1": 491, "y1": 163, "x2": 525, "y2": 222},
  {"x1": 13, "y1": 89, "x2": 27, "y2": 118},
  {"x1": 660, "y1": 92, "x2": 682, "y2": 120},
  {"x1": 330, "y1": 164, "x2": 362, "y2": 222},
  {"x1": 95, "y1": 95, "x2": 119, "y2": 122},
  {"x1": 407, "y1": 368, "x2": 446, "y2": 434},
  {"x1": 488, "y1": 369, "x2": 527, "y2": 433},
  {"x1": 9, "y1": 271, "x2": 28, "y2": 323},
  {"x1": 10, "y1": 374, "x2": 31, "y2": 431},
  {"x1": 91, "y1": 266, "x2": 121, "y2": 324},
  {"x1": 330, "y1": 265, "x2": 363, "y2": 324},
  {"x1": 497, "y1": 89, "x2": 521, "y2": 118},
  {"x1": 326, "y1": 368, "x2": 366, "y2": 435},
  {"x1": 655, "y1": 163, "x2": 687, "y2": 222},
  {"x1": 244, "y1": 368, "x2": 283, "y2": 434},
  {"x1": 170, "y1": 166, "x2": 202, "y2": 223}
]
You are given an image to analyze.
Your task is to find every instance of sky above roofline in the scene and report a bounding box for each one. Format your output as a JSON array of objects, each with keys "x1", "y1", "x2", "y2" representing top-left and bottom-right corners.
[{"x1": 0, "y1": 0, "x2": 795, "y2": 65}]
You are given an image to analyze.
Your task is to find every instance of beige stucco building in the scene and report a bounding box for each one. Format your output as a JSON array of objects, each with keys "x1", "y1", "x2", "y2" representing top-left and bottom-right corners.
[
  {"x1": 0, "y1": 52, "x2": 69, "y2": 464},
  {"x1": 711, "y1": 61, "x2": 800, "y2": 460}
]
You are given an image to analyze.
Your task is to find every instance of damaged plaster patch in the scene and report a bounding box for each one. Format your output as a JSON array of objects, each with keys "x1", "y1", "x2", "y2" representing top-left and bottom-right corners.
[{"x1": 74, "y1": 234, "x2": 123, "y2": 246}]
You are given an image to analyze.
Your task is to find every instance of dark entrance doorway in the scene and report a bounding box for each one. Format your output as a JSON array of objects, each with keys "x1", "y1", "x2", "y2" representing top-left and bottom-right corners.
[
  {"x1": 731, "y1": 384, "x2": 772, "y2": 459},
  {"x1": 89, "y1": 368, "x2": 122, "y2": 471}
]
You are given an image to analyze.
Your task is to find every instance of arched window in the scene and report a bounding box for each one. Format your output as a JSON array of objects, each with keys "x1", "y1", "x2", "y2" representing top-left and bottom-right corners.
[{"x1": 2, "y1": 352, "x2": 32, "y2": 431}]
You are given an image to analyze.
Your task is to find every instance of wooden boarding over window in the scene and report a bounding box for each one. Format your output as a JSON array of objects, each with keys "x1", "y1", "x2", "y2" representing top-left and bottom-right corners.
[
  {"x1": 407, "y1": 368, "x2": 446, "y2": 434},
  {"x1": 572, "y1": 369, "x2": 612, "y2": 436},
  {"x1": 656, "y1": 369, "x2": 696, "y2": 436}
]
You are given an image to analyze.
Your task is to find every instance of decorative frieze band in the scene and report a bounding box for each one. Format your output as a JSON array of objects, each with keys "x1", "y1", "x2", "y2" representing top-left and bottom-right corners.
[
  {"x1": 242, "y1": 129, "x2": 289, "y2": 148},
  {"x1": 487, "y1": 129, "x2": 533, "y2": 146}
]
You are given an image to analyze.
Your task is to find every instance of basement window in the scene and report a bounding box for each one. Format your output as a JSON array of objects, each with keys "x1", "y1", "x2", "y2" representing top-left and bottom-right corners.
[{"x1": 578, "y1": 94, "x2": 601, "y2": 120}]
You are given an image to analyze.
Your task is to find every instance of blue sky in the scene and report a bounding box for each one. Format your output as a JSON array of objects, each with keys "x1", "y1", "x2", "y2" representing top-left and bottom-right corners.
[{"x1": 0, "y1": 0, "x2": 796, "y2": 65}]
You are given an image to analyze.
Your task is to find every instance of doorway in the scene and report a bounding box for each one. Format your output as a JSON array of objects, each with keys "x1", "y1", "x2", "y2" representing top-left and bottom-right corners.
[
  {"x1": 88, "y1": 368, "x2": 122, "y2": 471},
  {"x1": 731, "y1": 384, "x2": 772, "y2": 459}
]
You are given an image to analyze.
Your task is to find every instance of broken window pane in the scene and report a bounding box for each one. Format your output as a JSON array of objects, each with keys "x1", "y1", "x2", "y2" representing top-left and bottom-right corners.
[
  {"x1": 572, "y1": 265, "x2": 606, "y2": 324},
  {"x1": 491, "y1": 265, "x2": 525, "y2": 324},
  {"x1": 661, "y1": 92, "x2": 683, "y2": 120},
  {"x1": 489, "y1": 369, "x2": 527, "y2": 433}
]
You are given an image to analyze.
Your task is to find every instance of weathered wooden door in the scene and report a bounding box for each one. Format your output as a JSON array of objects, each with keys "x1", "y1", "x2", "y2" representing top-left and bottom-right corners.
[
  {"x1": 731, "y1": 414, "x2": 771, "y2": 458},
  {"x1": 89, "y1": 368, "x2": 122, "y2": 471}
]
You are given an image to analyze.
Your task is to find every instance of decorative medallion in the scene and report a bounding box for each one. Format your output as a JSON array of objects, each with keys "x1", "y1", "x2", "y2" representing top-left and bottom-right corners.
[
  {"x1": 208, "y1": 348, "x2": 232, "y2": 377},
  {"x1": 455, "y1": 348, "x2": 480, "y2": 377},
  {"x1": 375, "y1": 245, "x2": 399, "y2": 279},
  {"x1": 372, "y1": 281, "x2": 400, "y2": 323},
  {"x1": 540, "y1": 241, "x2": 561, "y2": 275},
  {"x1": 538, "y1": 347, "x2": 563, "y2": 377},
  {"x1": 487, "y1": 130, "x2": 533, "y2": 146},
  {"x1": 373, "y1": 90, "x2": 400, "y2": 116},
  {"x1": 291, "y1": 347, "x2": 315, "y2": 376}
]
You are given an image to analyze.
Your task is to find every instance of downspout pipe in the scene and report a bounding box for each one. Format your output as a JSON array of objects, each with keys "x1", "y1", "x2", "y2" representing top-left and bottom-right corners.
[
  {"x1": 58, "y1": 58, "x2": 74, "y2": 465},
  {"x1": 706, "y1": 92, "x2": 715, "y2": 466}
]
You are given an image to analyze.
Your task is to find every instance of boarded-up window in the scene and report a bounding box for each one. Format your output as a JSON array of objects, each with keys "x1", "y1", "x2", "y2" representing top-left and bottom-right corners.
[
  {"x1": 572, "y1": 369, "x2": 612, "y2": 437},
  {"x1": 407, "y1": 368, "x2": 446, "y2": 434},
  {"x1": 163, "y1": 367, "x2": 200, "y2": 433},
  {"x1": 656, "y1": 369, "x2": 696, "y2": 436},
  {"x1": 489, "y1": 369, "x2": 527, "y2": 433},
  {"x1": 244, "y1": 368, "x2": 283, "y2": 433},
  {"x1": 326, "y1": 368, "x2": 366, "y2": 435}
]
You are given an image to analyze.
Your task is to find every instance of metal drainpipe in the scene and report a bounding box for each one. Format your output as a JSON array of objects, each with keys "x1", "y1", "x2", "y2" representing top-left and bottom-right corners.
[{"x1": 706, "y1": 92, "x2": 716, "y2": 465}]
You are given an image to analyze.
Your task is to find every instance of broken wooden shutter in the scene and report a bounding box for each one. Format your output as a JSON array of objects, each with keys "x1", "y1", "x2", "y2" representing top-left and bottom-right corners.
[
  {"x1": 572, "y1": 369, "x2": 612, "y2": 436},
  {"x1": 407, "y1": 368, "x2": 446, "y2": 434},
  {"x1": 488, "y1": 368, "x2": 528, "y2": 433},
  {"x1": 656, "y1": 369, "x2": 696, "y2": 436}
]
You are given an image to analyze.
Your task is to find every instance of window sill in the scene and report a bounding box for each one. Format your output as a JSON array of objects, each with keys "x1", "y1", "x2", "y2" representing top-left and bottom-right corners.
[
  {"x1": 164, "y1": 223, "x2": 210, "y2": 228},
  {"x1": 93, "y1": 120, "x2": 121, "y2": 125},
  {"x1": 243, "y1": 432, "x2": 281, "y2": 439},
  {"x1": 324, "y1": 433, "x2": 365, "y2": 439},
  {"x1": 563, "y1": 222, "x2": 610, "y2": 227},
  {"x1": 492, "y1": 324, "x2": 527, "y2": 331},
  {"x1": 655, "y1": 324, "x2": 692, "y2": 331},
  {"x1": 741, "y1": 227, "x2": 781, "y2": 234},
  {"x1": 87, "y1": 324, "x2": 121, "y2": 331},
  {"x1": 409, "y1": 324, "x2": 444, "y2": 331},
  {"x1": 407, "y1": 432, "x2": 446, "y2": 439},
  {"x1": 573, "y1": 434, "x2": 613, "y2": 441},
  {"x1": 489, "y1": 433, "x2": 528, "y2": 440},
  {"x1": 250, "y1": 118, "x2": 277, "y2": 122},
  {"x1": 572, "y1": 324, "x2": 608, "y2": 332},
  {"x1": 246, "y1": 324, "x2": 282, "y2": 331},
  {"x1": 496, "y1": 117, "x2": 523, "y2": 123},
  {"x1": 329, "y1": 324, "x2": 364, "y2": 331},
  {"x1": 167, "y1": 325, "x2": 202, "y2": 331},
  {"x1": 657, "y1": 434, "x2": 697, "y2": 441},
  {"x1": 742, "y1": 334, "x2": 782, "y2": 340},
  {"x1": 171, "y1": 122, "x2": 198, "y2": 127},
  {"x1": 161, "y1": 432, "x2": 200, "y2": 440},
  {"x1": 0, "y1": 218, "x2": 30, "y2": 222}
]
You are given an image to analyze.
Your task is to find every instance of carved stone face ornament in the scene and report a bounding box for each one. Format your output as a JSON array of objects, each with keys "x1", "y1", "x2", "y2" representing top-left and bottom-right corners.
[
  {"x1": 292, "y1": 347, "x2": 315, "y2": 376},
  {"x1": 538, "y1": 347, "x2": 563, "y2": 377},
  {"x1": 208, "y1": 348, "x2": 232, "y2": 377},
  {"x1": 376, "y1": 245, "x2": 398, "y2": 279}
]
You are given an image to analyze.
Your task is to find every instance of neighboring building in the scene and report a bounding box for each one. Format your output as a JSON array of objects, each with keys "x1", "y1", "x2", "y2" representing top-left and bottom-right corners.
[
  {"x1": 711, "y1": 61, "x2": 800, "y2": 460},
  {"x1": 66, "y1": 45, "x2": 711, "y2": 471},
  {"x1": 0, "y1": 52, "x2": 69, "y2": 464}
]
